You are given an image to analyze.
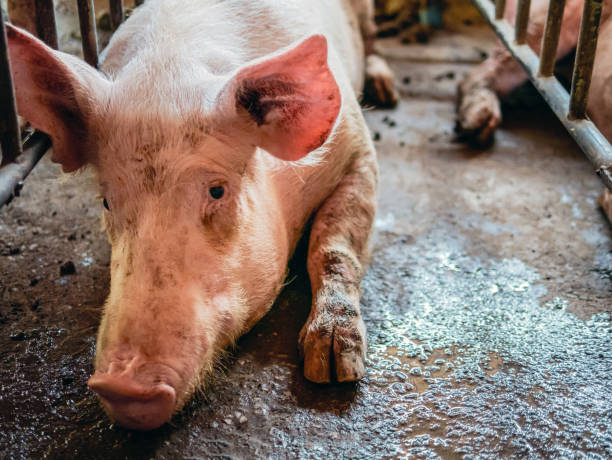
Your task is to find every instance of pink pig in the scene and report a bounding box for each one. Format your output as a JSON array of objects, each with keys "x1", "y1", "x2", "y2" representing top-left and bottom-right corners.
[
  {"x1": 6, "y1": 0, "x2": 397, "y2": 430},
  {"x1": 456, "y1": 0, "x2": 612, "y2": 146}
]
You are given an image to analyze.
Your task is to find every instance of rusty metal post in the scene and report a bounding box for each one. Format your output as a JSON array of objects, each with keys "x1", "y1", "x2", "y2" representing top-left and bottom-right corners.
[
  {"x1": 7, "y1": 0, "x2": 37, "y2": 35},
  {"x1": 77, "y1": 0, "x2": 99, "y2": 68},
  {"x1": 33, "y1": 0, "x2": 58, "y2": 48},
  {"x1": 110, "y1": 0, "x2": 124, "y2": 31},
  {"x1": 8, "y1": 0, "x2": 57, "y2": 48},
  {"x1": 0, "y1": 13, "x2": 22, "y2": 165},
  {"x1": 569, "y1": 0, "x2": 603, "y2": 119},
  {"x1": 515, "y1": 0, "x2": 531, "y2": 44},
  {"x1": 495, "y1": 0, "x2": 506, "y2": 19},
  {"x1": 538, "y1": 0, "x2": 566, "y2": 76}
]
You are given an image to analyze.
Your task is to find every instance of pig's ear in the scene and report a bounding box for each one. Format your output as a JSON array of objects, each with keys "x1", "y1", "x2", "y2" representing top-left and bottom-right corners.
[
  {"x1": 6, "y1": 24, "x2": 108, "y2": 172},
  {"x1": 219, "y1": 35, "x2": 341, "y2": 161}
]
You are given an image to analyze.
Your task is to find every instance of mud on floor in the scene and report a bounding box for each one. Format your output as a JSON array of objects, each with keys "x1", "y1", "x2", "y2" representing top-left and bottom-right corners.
[{"x1": 1, "y1": 28, "x2": 611, "y2": 459}]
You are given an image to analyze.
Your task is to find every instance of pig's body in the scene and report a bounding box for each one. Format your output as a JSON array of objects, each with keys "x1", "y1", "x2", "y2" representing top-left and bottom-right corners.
[
  {"x1": 7, "y1": 0, "x2": 397, "y2": 430},
  {"x1": 456, "y1": 0, "x2": 612, "y2": 145}
]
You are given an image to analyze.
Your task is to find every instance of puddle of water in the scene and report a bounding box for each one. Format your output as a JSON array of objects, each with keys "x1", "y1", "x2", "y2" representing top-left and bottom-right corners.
[
  {"x1": 360, "y1": 230, "x2": 612, "y2": 458},
  {"x1": 374, "y1": 212, "x2": 396, "y2": 232}
]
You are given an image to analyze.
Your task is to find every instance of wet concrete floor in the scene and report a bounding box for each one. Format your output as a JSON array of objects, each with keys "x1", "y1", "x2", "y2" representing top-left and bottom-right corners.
[{"x1": 1, "y1": 28, "x2": 611, "y2": 459}]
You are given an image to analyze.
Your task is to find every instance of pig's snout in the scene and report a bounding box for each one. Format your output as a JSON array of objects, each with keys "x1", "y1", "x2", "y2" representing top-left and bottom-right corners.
[{"x1": 88, "y1": 365, "x2": 178, "y2": 430}]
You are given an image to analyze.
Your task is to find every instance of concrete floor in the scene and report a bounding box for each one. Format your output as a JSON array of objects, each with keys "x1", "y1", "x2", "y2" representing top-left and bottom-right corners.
[{"x1": 1, "y1": 27, "x2": 611, "y2": 459}]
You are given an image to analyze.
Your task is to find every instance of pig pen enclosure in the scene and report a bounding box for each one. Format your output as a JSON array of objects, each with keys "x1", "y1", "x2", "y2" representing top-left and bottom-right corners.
[{"x1": 1, "y1": 0, "x2": 612, "y2": 458}]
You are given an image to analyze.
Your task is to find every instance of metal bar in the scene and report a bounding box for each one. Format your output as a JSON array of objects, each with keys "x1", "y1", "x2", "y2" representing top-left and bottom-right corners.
[
  {"x1": 33, "y1": 0, "x2": 58, "y2": 48},
  {"x1": 109, "y1": 0, "x2": 124, "y2": 31},
  {"x1": 0, "y1": 132, "x2": 50, "y2": 207},
  {"x1": 539, "y1": 0, "x2": 566, "y2": 76},
  {"x1": 77, "y1": 0, "x2": 99, "y2": 68},
  {"x1": 0, "y1": 13, "x2": 22, "y2": 166},
  {"x1": 515, "y1": 0, "x2": 532, "y2": 44},
  {"x1": 6, "y1": 0, "x2": 38, "y2": 36},
  {"x1": 471, "y1": 0, "x2": 612, "y2": 190},
  {"x1": 569, "y1": 0, "x2": 603, "y2": 119},
  {"x1": 495, "y1": 0, "x2": 507, "y2": 19}
]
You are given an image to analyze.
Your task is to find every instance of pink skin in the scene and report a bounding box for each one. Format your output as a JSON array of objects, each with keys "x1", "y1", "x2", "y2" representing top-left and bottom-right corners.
[
  {"x1": 7, "y1": 0, "x2": 391, "y2": 430},
  {"x1": 457, "y1": 0, "x2": 612, "y2": 146}
]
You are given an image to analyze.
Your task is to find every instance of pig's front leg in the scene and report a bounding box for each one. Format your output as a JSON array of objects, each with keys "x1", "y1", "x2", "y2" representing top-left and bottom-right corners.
[{"x1": 299, "y1": 149, "x2": 377, "y2": 383}]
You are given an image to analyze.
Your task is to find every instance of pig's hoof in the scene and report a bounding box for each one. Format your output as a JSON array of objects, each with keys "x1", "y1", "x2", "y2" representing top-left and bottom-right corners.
[
  {"x1": 298, "y1": 314, "x2": 366, "y2": 383},
  {"x1": 363, "y1": 54, "x2": 398, "y2": 108},
  {"x1": 456, "y1": 86, "x2": 501, "y2": 148}
]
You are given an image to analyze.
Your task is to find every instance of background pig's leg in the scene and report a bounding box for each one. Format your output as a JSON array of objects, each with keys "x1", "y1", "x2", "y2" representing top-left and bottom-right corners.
[
  {"x1": 353, "y1": 0, "x2": 398, "y2": 107},
  {"x1": 456, "y1": 46, "x2": 522, "y2": 146},
  {"x1": 456, "y1": 0, "x2": 585, "y2": 146},
  {"x1": 299, "y1": 144, "x2": 377, "y2": 383}
]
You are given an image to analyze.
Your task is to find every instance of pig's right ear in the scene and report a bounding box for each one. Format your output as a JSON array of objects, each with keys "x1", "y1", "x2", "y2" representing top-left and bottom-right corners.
[
  {"x1": 6, "y1": 24, "x2": 108, "y2": 172},
  {"x1": 216, "y1": 35, "x2": 341, "y2": 162}
]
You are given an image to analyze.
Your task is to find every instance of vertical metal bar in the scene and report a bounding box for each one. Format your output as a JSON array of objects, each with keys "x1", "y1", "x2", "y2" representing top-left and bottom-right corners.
[
  {"x1": 515, "y1": 0, "x2": 532, "y2": 44},
  {"x1": 569, "y1": 0, "x2": 603, "y2": 119},
  {"x1": 77, "y1": 0, "x2": 99, "y2": 68},
  {"x1": 6, "y1": 0, "x2": 37, "y2": 36},
  {"x1": 539, "y1": 0, "x2": 566, "y2": 76},
  {"x1": 495, "y1": 0, "x2": 507, "y2": 19},
  {"x1": 109, "y1": 0, "x2": 124, "y2": 31},
  {"x1": 33, "y1": 0, "x2": 58, "y2": 48},
  {"x1": 0, "y1": 14, "x2": 22, "y2": 166}
]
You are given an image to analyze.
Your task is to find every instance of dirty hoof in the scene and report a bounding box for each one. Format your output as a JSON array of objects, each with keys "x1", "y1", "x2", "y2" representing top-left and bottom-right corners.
[
  {"x1": 456, "y1": 86, "x2": 501, "y2": 148},
  {"x1": 363, "y1": 54, "x2": 398, "y2": 108},
  {"x1": 598, "y1": 187, "x2": 612, "y2": 224},
  {"x1": 298, "y1": 313, "x2": 366, "y2": 383}
]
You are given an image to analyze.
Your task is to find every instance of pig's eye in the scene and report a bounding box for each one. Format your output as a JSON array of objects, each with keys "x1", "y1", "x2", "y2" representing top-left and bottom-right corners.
[
  {"x1": 103, "y1": 198, "x2": 110, "y2": 211},
  {"x1": 209, "y1": 186, "x2": 224, "y2": 199}
]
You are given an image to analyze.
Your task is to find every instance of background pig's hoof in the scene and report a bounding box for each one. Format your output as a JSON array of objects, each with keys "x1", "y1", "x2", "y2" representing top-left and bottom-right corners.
[
  {"x1": 455, "y1": 86, "x2": 501, "y2": 148},
  {"x1": 298, "y1": 314, "x2": 366, "y2": 383},
  {"x1": 363, "y1": 54, "x2": 398, "y2": 108}
]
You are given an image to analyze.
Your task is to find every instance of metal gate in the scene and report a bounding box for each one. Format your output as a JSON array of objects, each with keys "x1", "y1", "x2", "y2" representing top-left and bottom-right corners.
[
  {"x1": 471, "y1": 0, "x2": 612, "y2": 190},
  {"x1": 0, "y1": 0, "x2": 142, "y2": 207}
]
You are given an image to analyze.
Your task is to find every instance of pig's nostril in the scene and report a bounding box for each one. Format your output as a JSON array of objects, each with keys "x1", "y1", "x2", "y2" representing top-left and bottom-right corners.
[{"x1": 88, "y1": 374, "x2": 176, "y2": 430}]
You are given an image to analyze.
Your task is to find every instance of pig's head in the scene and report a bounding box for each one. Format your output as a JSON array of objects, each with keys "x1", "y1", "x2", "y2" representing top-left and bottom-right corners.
[{"x1": 7, "y1": 25, "x2": 341, "y2": 430}]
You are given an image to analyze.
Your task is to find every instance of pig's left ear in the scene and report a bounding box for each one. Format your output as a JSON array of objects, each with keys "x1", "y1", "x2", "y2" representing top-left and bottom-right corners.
[
  {"x1": 218, "y1": 35, "x2": 341, "y2": 161},
  {"x1": 6, "y1": 24, "x2": 108, "y2": 172}
]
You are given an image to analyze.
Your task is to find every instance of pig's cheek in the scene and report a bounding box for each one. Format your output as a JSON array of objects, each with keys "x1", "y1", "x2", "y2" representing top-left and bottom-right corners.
[{"x1": 201, "y1": 200, "x2": 239, "y2": 243}]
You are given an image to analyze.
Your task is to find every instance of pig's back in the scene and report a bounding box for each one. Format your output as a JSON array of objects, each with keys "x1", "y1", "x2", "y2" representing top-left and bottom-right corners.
[{"x1": 101, "y1": 0, "x2": 363, "y2": 92}]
